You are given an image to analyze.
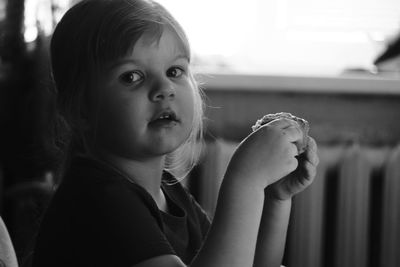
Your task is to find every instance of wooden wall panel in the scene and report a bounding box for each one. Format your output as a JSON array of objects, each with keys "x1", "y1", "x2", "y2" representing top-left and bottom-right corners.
[{"x1": 203, "y1": 88, "x2": 400, "y2": 145}]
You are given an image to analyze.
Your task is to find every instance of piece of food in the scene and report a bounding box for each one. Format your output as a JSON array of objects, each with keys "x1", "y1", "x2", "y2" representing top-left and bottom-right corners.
[{"x1": 252, "y1": 112, "x2": 310, "y2": 153}]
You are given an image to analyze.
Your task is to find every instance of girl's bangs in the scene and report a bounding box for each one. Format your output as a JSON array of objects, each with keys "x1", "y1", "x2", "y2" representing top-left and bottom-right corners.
[{"x1": 94, "y1": 6, "x2": 191, "y2": 69}]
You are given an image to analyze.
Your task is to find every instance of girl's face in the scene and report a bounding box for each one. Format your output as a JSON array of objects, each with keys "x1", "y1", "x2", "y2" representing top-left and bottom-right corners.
[{"x1": 92, "y1": 28, "x2": 195, "y2": 161}]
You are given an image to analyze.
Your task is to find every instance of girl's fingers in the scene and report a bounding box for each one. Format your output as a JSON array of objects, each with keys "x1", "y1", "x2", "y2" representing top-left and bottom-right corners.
[
  {"x1": 303, "y1": 161, "x2": 317, "y2": 180},
  {"x1": 259, "y1": 118, "x2": 304, "y2": 148},
  {"x1": 307, "y1": 136, "x2": 318, "y2": 153},
  {"x1": 304, "y1": 137, "x2": 319, "y2": 166},
  {"x1": 267, "y1": 118, "x2": 299, "y2": 130},
  {"x1": 286, "y1": 160, "x2": 316, "y2": 194},
  {"x1": 282, "y1": 125, "x2": 303, "y2": 144},
  {"x1": 287, "y1": 143, "x2": 299, "y2": 157}
]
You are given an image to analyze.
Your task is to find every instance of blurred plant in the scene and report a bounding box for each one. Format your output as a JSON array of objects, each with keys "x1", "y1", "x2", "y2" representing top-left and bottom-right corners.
[
  {"x1": 0, "y1": 0, "x2": 25, "y2": 63},
  {"x1": 374, "y1": 31, "x2": 400, "y2": 73}
]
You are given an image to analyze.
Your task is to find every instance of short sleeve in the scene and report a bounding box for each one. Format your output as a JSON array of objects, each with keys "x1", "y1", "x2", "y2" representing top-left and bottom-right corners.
[
  {"x1": 183, "y1": 182, "x2": 211, "y2": 237},
  {"x1": 190, "y1": 196, "x2": 211, "y2": 237},
  {"x1": 83, "y1": 181, "x2": 176, "y2": 266}
]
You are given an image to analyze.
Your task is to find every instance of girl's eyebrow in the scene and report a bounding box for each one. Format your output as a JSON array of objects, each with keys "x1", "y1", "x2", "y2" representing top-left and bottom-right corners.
[
  {"x1": 107, "y1": 59, "x2": 140, "y2": 71},
  {"x1": 107, "y1": 54, "x2": 189, "y2": 71},
  {"x1": 173, "y1": 54, "x2": 190, "y2": 62}
]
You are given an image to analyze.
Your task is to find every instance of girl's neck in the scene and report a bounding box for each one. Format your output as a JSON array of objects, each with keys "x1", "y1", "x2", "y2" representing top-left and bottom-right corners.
[{"x1": 98, "y1": 152, "x2": 165, "y2": 199}]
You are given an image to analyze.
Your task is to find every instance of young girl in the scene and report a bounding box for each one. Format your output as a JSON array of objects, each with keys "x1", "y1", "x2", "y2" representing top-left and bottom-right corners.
[{"x1": 32, "y1": 0, "x2": 319, "y2": 266}]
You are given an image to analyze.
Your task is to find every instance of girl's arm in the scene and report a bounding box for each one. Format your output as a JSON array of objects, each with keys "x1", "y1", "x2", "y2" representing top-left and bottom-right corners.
[
  {"x1": 253, "y1": 137, "x2": 319, "y2": 267},
  {"x1": 133, "y1": 119, "x2": 303, "y2": 267},
  {"x1": 190, "y1": 173, "x2": 266, "y2": 267},
  {"x1": 190, "y1": 119, "x2": 305, "y2": 267},
  {"x1": 253, "y1": 197, "x2": 292, "y2": 267}
]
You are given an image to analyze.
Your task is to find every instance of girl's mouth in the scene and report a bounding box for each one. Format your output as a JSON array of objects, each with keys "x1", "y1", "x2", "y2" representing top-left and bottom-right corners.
[{"x1": 149, "y1": 110, "x2": 179, "y2": 127}]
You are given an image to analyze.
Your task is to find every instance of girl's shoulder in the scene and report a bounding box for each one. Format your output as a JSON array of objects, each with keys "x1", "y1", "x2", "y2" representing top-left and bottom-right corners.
[
  {"x1": 40, "y1": 156, "x2": 156, "y2": 224},
  {"x1": 40, "y1": 156, "x2": 165, "y2": 232},
  {"x1": 33, "y1": 157, "x2": 172, "y2": 266},
  {"x1": 61, "y1": 155, "x2": 156, "y2": 204}
]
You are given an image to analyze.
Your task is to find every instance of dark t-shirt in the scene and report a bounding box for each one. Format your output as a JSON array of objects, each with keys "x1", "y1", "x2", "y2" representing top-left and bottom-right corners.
[{"x1": 32, "y1": 156, "x2": 210, "y2": 267}]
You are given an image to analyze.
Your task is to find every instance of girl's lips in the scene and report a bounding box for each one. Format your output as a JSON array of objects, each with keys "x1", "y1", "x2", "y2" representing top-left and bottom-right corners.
[
  {"x1": 149, "y1": 119, "x2": 178, "y2": 128},
  {"x1": 149, "y1": 109, "x2": 180, "y2": 128},
  {"x1": 150, "y1": 109, "x2": 179, "y2": 123}
]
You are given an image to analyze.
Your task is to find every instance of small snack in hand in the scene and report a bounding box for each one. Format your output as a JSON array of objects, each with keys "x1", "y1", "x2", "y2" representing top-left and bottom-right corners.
[{"x1": 252, "y1": 112, "x2": 310, "y2": 154}]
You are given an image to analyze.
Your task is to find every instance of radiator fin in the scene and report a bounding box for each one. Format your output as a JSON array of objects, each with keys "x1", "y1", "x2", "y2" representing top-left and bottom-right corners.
[{"x1": 381, "y1": 145, "x2": 400, "y2": 267}]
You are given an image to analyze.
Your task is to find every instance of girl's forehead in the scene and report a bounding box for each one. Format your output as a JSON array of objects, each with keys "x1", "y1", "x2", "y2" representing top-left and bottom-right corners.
[
  {"x1": 101, "y1": 27, "x2": 190, "y2": 72},
  {"x1": 131, "y1": 28, "x2": 189, "y2": 59}
]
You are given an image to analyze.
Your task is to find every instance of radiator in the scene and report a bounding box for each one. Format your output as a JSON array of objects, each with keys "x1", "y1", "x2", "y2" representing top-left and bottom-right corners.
[{"x1": 194, "y1": 140, "x2": 400, "y2": 267}]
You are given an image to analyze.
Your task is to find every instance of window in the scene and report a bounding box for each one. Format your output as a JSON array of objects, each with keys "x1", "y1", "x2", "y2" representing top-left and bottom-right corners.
[
  {"x1": 158, "y1": 0, "x2": 400, "y2": 76},
  {"x1": 22, "y1": 0, "x2": 400, "y2": 76}
]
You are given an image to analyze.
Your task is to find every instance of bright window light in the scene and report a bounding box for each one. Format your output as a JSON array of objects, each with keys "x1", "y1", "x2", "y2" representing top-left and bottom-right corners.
[{"x1": 157, "y1": 0, "x2": 400, "y2": 76}]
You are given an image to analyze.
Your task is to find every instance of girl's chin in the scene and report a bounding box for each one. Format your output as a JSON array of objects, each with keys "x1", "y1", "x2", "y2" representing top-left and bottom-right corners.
[{"x1": 151, "y1": 143, "x2": 181, "y2": 156}]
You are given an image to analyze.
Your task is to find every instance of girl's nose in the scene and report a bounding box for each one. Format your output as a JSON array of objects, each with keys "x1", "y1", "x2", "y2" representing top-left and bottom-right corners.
[{"x1": 149, "y1": 79, "x2": 175, "y2": 102}]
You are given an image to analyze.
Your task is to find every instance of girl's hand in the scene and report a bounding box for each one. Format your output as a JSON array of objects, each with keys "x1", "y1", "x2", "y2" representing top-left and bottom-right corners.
[
  {"x1": 225, "y1": 118, "x2": 304, "y2": 189},
  {"x1": 265, "y1": 136, "x2": 319, "y2": 201}
]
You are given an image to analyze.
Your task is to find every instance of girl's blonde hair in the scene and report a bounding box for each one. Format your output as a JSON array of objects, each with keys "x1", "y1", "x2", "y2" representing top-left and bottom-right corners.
[{"x1": 51, "y1": 0, "x2": 204, "y2": 179}]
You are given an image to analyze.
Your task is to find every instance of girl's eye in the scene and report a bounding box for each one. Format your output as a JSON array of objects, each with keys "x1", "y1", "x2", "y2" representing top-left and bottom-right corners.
[
  {"x1": 166, "y1": 67, "x2": 184, "y2": 78},
  {"x1": 119, "y1": 71, "x2": 143, "y2": 84}
]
